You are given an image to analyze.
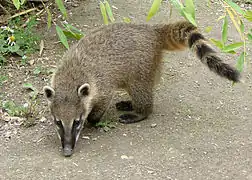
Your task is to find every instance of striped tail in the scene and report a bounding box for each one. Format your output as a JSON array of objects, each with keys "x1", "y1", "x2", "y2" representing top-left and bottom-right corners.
[{"x1": 160, "y1": 21, "x2": 240, "y2": 82}]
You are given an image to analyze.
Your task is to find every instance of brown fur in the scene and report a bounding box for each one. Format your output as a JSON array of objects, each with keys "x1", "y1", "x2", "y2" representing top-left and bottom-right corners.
[{"x1": 44, "y1": 21, "x2": 240, "y2": 156}]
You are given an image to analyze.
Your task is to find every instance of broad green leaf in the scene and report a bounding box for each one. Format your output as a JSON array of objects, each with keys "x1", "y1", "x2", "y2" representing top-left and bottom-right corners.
[
  {"x1": 55, "y1": 0, "x2": 67, "y2": 19},
  {"x1": 16, "y1": 50, "x2": 24, "y2": 56},
  {"x1": 123, "y1": 17, "x2": 131, "y2": 23},
  {"x1": 204, "y1": 26, "x2": 213, "y2": 33},
  {"x1": 100, "y1": 1, "x2": 108, "y2": 25},
  {"x1": 63, "y1": 23, "x2": 84, "y2": 35},
  {"x1": 46, "y1": 8, "x2": 52, "y2": 30},
  {"x1": 244, "y1": 11, "x2": 252, "y2": 22},
  {"x1": 56, "y1": 25, "x2": 69, "y2": 49},
  {"x1": 222, "y1": 42, "x2": 243, "y2": 52},
  {"x1": 236, "y1": 52, "x2": 245, "y2": 72},
  {"x1": 210, "y1": 38, "x2": 224, "y2": 49},
  {"x1": 146, "y1": 0, "x2": 162, "y2": 21},
  {"x1": 12, "y1": 0, "x2": 20, "y2": 10},
  {"x1": 224, "y1": 0, "x2": 245, "y2": 15},
  {"x1": 184, "y1": 0, "x2": 195, "y2": 19},
  {"x1": 182, "y1": 10, "x2": 197, "y2": 26},
  {"x1": 104, "y1": 1, "x2": 115, "y2": 22},
  {"x1": 63, "y1": 30, "x2": 83, "y2": 40},
  {"x1": 62, "y1": 23, "x2": 84, "y2": 39},
  {"x1": 222, "y1": 16, "x2": 228, "y2": 44},
  {"x1": 8, "y1": 44, "x2": 20, "y2": 53}
]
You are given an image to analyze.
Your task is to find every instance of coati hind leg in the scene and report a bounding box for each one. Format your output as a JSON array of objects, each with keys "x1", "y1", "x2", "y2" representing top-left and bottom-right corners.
[
  {"x1": 87, "y1": 94, "x2": 113, "y2": 125},
  {"x1": 119, "y1": 82, "x2": 153, "y2": 124}
]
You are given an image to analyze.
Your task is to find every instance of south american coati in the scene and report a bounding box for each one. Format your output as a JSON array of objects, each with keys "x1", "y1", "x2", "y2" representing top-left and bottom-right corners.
[{"x1": 43, "y1": 21, "x2": 240, "y2": 157}]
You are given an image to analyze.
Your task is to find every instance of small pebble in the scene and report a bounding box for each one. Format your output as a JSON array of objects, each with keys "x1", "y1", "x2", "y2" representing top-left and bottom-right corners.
[
  {"x1": 151, "y1": 123, "x2": 157, "y2": 128},
  {"x1": 103, "y1": 126, "x2": 110, "y2": 132},
  {"x1": 82, "y1": 136, "x2": 90, "y2": 140},
  {"x1": 39, "y1": 117, "x2": 47, "y2": 123}
]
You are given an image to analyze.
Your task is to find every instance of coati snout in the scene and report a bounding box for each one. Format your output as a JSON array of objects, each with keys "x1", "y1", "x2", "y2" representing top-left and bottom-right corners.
[{"x1": 44, "y1": 21, "x2": 240, "y2": 157}]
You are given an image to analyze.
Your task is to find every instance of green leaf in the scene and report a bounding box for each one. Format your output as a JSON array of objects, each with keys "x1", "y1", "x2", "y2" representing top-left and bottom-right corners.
[
  {"x1": 224, "y1": 0, "x2": 245, "y2": 15},
  {"x1": 61, "y1": 23, "x2": 84, "y2": 40},
  {"x1": 204, "y1": 26, "x2": 213, "y2": 33},
  {"x1": 63, "y1": 30, "x2": 83, "y2": 40},
  {"x1": 55, "y1": 0, "x2": 67, "y2": 19},
  {"x1": 184, "y1": 0, "x2": 195, "y2": 19},
  {"x1": 236, "y1": 52, "x2": 245, "y2": 72},
  {"x1": 23, "y1": 83, "x2": 36, "y2": 91},
  {"x1": 169, "y1": 0, "x2": 183, "y2": 13},
  {"x1": 46, "y1": 8, "x2": 52, "y2": 30},
  {"x1": 12, "y1": 0, "x2": 20, "y2": 10},
  {"x1": 33, "y1": 67, "x2": 42, "y2": 75},
  {"x1": 217, "y1": 15, "x2": 226, "y2": 21},
  {"x1": 222, "y1": 16, "x2": 228, "y2": 44},
  {"x1": 123, "y1": 17, "x2": 131, "y2": 23},
  {"x1": 20, "y1": 0, "x2": 26, "y2": 5},
  {"x1": 56, "y1": 25, "x2": 69, "y2": 49},
  {"x1": 16, "y1": 50, "x2": 24, "y2": 56},
  {"x1": 8, "y1": 44, "x2": 20, "y2": 53},
  {"x1": 146, "y1": 0, "x2": 162, "y2": 21},
  {"x1": 63, "y1": 23, "x2": 84, "y2": 35},
  {"x1": 248, "y1": 33, "x2": 252, "y2": 42},
  {"x1": 210, "y1": 38, "x2": 224, "y2": 49},
  {"x1": 100, "y1": 1, "x2": 109, "y2": 25},
  {"x1": 222, "y1": 42, "x2": 243, "y2": 52},
  {"x1": 104, "y1": 1, "x2": 115, "y2": 22},
  {"x1": 225, "y1": 50, "x2": 236, "y2": 54},
  {"x1": 239, "y1": 20, "x2": 244, "y2": 33},
  {"x1": 244, "y1": 11, "x2": 252, "y2": 22},
  {"x1": 182, "y1": 10, "x2": 197, "y2": 26}
]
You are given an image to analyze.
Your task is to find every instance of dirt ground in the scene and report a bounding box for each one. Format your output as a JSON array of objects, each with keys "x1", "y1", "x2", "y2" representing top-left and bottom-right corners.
[{"x1": 1, "y1": 0, "x2": 252, "y2": 179}]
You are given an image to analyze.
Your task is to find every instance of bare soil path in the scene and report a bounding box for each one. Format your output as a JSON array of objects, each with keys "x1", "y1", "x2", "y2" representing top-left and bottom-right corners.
[{"x1": 1, "y1": 0, "x2": 252, "y2": 179}]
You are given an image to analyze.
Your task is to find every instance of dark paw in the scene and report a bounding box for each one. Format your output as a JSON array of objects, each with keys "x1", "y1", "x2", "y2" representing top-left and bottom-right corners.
[
  {"x1": 119, "y1": 113, "x2": 146, "y2": 124},
  {"x1": 116, "y1": 101, "x2": 133, "y2": 111},
  {"x1": 87, "y1": 117, "x2": 100, "y2": 126}
]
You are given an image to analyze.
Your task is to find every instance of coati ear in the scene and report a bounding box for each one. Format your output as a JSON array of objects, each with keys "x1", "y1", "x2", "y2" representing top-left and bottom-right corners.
[
  {"x1": 77, "y1": 83, "x2": 90, "y2": 98},
  {"x1": 43, "y1": 86, "x2": 55, "y2": 100}
]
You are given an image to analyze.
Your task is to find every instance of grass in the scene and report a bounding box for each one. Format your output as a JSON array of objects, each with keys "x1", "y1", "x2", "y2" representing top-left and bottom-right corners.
[
  {"x1": 0, "y1": 16, "x2": 40, "y2": 65},
  {"x1": 2, "y1": 98, "x2": 39, "y2": 127}
]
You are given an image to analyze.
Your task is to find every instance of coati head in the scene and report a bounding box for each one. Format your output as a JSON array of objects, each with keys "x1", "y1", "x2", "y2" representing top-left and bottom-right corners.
[{"x1": 43, "y1": 83, "x2": 92, "y2": 157}]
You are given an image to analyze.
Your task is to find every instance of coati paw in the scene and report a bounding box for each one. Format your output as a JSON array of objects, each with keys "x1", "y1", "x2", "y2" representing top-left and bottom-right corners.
[
  {"x1": 115, "y1": 101, "x2": 133, "y2": 111},
  {"x1": 119, "y1": 113, "x2": 146, "y2": 124},
  {"x1": 87, "y1": 117, "x2": 101, "y2": 126}
]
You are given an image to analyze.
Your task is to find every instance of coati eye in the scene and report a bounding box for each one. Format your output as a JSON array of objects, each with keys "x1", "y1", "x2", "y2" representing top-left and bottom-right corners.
[
  {"x1": 54, "y1": 118, "x2": 62, "y2": 127},
  {"x1": 56, "y1": 121, "x2": 61, "y2": 126}
]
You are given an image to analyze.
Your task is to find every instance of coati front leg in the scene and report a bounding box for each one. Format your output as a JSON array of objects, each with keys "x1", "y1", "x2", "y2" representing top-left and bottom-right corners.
[
  {"x1": 119, "y1": 82, "x2": 153, "y2": 124},
  {"x1": 87, "y1": 94, "x2": 113, "y2": 125}
]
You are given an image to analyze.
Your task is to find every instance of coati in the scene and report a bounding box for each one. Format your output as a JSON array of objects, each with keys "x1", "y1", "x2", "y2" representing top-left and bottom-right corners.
[{"x1": 43, "y1": 21, "x2": 240, "y2": 157}]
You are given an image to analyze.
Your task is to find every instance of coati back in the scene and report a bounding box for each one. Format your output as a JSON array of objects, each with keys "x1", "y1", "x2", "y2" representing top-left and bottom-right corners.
[{"x1": 43, "y1": 21, "x2": 240, "y2": 157}]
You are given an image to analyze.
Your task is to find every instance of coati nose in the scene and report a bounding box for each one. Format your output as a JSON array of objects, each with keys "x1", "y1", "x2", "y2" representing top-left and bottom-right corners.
[{"x1": 63, "y1": 144, "x2": 73, "y2": 157}]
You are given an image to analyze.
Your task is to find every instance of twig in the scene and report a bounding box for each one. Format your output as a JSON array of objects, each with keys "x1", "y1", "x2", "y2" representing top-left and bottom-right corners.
[
  {"x1": 0, "y1": 3, "x2": 10, "y2": 15},
  {"x1": 8, "y1": 8, "x2": 38, "y2": 20}
]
